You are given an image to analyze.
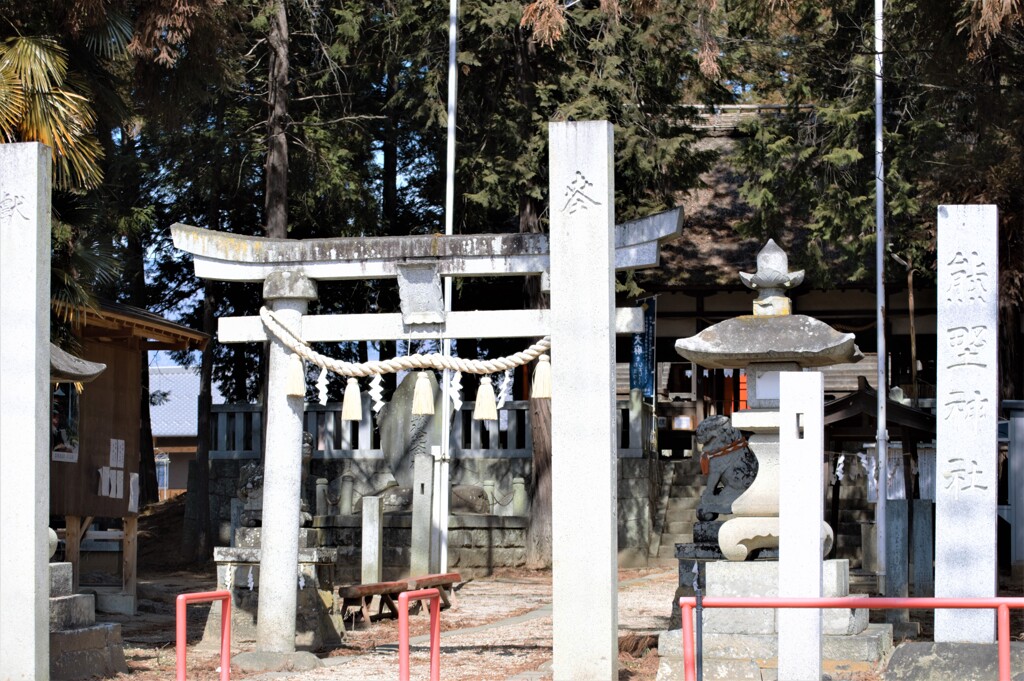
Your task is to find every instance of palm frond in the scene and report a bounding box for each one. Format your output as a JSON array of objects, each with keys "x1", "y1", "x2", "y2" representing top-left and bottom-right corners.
[
  {"x1": 51, "y1": 225, "x2": 120, "y2": 325},
  {"x1": 0, "y1": 36, "x2": 104, "y2": 189},
  {"x1": 0, "y1": 36, "x2": 68, "y2": 92},
  {"x1": 0, "y1": 59, "x2": 26, "y2": 141},
  {"x1": 82, "y1": 9, "x2": 134, "y2": 60}
]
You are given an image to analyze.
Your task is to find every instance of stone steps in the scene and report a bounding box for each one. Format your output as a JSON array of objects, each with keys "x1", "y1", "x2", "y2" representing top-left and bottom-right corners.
[
  {"x1": 665, "y1": 508, "x2": 699, "y2": 524},
  {"x1": 667, "y1": 493, "x2": 700, "y2": 509},
  {"x1": 648, "y1": 459, "x2": 708, "y2": 564},
  {"x1": 657, "y1": 655, "x2": 762, "y2": 680},
  {"x1": 50, "y1": 594, "x2": 95, "y2": 632},
  {"x1": 48, "y1": 562, "x2": 128, "y2": 680},
  {"x1": 661, "y1": 533, "x2": 694, "y2": 546},
  {"x1": 668, "y1": 484, "x2": 704, "y2": 497},
  {"x1": 666, "y1": 520, "x2": 699, "y2": 535},
  {"x1": 50, "y1": 623, "x2": 128, "y2": 680}
]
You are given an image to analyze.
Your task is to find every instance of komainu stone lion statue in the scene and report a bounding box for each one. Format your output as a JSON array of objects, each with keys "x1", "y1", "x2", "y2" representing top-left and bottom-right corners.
[{"x1": 695, "y1": 415, "x2": 758, "y2": 521}]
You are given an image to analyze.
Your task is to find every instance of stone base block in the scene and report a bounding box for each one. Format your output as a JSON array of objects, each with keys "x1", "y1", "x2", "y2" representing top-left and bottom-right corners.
[
  {"x1": 824, "y1": 623, "x2": 893, "y2": 662},
  {"x1": 659, "y1": 623, "x2": 893, "y2": 663},
  {"x1": 699, "y1": 559, "x2": 863, "y2": 636},
  {"x1": 200, "y1": 554, "x2": 343, "y2": 652},
  {"x1": 884, "y1": 641, "x2": 1024, "y2": 680},
  {"x1": 656, "y1": 655, "x2": 762, "y2": 681},
  {"x1": 718, "y1": 516, "x2": 835, "y2": 562},
  {"x1": 213, "y1": 546, "x2": 337, "y2": 563},
  {"x1": 699, "y1": 631, "x2": 778, "y2": 660},
  {"x1": 824, "y1": 595, "x2": 869, "y2": 636},
  {"x1": 706, "y1": 557, "x2": 859, "y2": 598},
  {"x1": 887, "y1": 619, "x2": 921, "y2": 640},
  {"x1": 50, "y1": 623, "x2": 128, "y2": 680},
  {"x1": 50, "y1": 562, "x2": 74, "y2": 597},
  {"x1": 705, "y1": 605, "x2": 775, "y2": 635},
  {"x1": 50, "y1": 594, "x2": 95, "y2": 631},
  {"x1": 232, "y1": 650, "x2": 322, "y2": 673},
  {"x1": 92, "y1": 588, "x2": 136, "y2": 616},
  {"x1": 233, "y1": 527, "x2": 325, "y2": 549}
]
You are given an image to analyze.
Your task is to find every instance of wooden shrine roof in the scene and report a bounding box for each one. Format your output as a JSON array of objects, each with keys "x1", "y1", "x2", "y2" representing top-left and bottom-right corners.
[
  {"x1": 61, "y1": 300, "x2": 209, "y2": 352},
  {"x1": 824, "y1": 376, "x2": 936, "y2": 442}
]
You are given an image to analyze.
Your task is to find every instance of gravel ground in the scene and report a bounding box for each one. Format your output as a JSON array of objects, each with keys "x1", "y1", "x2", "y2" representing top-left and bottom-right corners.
[
  {"x1": 114, "y1": 567, "x2": 676, "y2": 681},
  {"x1": 257, "y1": 568, "x2": 675, "y2": 681}
]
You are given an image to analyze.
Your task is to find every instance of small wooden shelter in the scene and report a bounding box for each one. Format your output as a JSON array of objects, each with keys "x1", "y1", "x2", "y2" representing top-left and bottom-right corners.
[{"x1": 51, "y1": 301, "x2": 207, "y2": 610}]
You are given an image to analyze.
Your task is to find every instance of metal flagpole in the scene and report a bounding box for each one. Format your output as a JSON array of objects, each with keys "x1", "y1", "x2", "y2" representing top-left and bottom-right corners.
[
  {"x1": 874, "y1": 0, "x2": 888, "y2": 594},
  {"x1": 432, "y1": 0, "x2": 460, "y2": 574}
]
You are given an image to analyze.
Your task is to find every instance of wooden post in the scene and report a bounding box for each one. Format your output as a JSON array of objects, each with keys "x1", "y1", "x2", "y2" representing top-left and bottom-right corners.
[
  {"x1": 885, "y1": 499, "x2": 910, "y2": 625},
  {"x1": 912, "y1": 499, "x2": 934, "y2": 596},
  {"x1": 122, "y1": 516, "x2": 138, "y2": 614},
  {"x1": 65, "y1": 515, "x2": 82, "y2": 593}
]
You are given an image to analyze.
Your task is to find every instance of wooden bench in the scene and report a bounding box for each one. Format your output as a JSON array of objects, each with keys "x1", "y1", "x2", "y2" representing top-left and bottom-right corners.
[{"x1": 336, "y1": 572, "x2": 461, "y2": 624}]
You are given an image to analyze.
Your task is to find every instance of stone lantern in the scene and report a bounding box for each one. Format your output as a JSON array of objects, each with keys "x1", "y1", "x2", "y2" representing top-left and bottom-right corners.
[{"x1": 675, "y1": 240, "x2": 862, "y2": 560}]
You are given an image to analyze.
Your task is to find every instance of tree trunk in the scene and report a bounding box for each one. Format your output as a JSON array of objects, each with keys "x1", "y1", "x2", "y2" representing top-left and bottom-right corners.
[
  {"x1": 526, "y1": 397, "x2": 552, "y2": 568},
  {"x1": 137, "y1": 360, "x2": 158, "y2": 506},
  {"x1": 259, "y1": 0, "x2": 291, "y2": 463},
  {"x1": 514, "y1": 27, "x2": 554, "y2": 568},
  {"x1": 182, "y1": 283, "x2": 217, "y2": 563},
  {"x1": 124, "y1": 232, "x2": 159, "y2": 506},
  {"x1": 264, "y1": 0, "x2": 289, "y2": 238},
  {"x1": 382, "y1": 70, "x2": 398, "y2": 234},
  {"x1": 181, "y1": 108, "x2": 224, "y2": 562}
]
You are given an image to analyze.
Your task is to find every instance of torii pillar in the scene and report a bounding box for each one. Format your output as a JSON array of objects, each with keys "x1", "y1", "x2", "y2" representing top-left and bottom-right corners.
[{"x1": 255, "y1": 271, "x2": 317, "y2": 653}]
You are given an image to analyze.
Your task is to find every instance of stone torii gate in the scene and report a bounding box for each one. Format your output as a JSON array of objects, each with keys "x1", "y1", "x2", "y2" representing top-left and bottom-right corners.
[{"x1": 174, "y1": 121, "x2": 680, "y2": 678}]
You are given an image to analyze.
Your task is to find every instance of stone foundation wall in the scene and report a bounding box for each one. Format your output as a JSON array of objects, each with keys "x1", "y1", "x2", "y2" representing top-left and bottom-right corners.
[
  {"x1": 208, "y1": 453, "x2": 657, "y2": 567},
  {"x1": 617, "y1": 457, "x2": 659, "y2": 562},
  {"x1": 317, "y1": 515, "x2": 529, "y2": 581}
]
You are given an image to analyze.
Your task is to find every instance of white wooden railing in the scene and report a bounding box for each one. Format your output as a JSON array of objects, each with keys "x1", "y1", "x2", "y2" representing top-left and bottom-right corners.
[{"x1": 210, "y1": 397, "x2": 648, "y2": 460}]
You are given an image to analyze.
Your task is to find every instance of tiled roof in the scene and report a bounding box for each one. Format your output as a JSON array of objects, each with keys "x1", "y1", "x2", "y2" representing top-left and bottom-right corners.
[{"x1": 149, "y1": 366, "x2": 224, "y2": 437}]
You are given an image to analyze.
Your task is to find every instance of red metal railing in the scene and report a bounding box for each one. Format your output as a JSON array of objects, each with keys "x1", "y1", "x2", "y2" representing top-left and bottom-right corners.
[
  {"x1": 398, "y1": 587, "x2": 443, "y2": 681},
  {"x1": 678, "y1": 596, "x2": 1024, "y2": 681},
  {"x1": 176, "y1": 590, "x2": 232, "y2": 681}
]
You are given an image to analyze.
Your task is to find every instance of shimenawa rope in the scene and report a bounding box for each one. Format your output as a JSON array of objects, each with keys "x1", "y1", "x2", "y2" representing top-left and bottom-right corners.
[{"x1": 259, "y1": 306, "x2": 551, "y2": 377}]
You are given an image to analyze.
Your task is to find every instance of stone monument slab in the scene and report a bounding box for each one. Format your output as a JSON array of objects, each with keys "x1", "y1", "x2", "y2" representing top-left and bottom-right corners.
[
  {"x1": 778, "y1": 371, "x2": 824, "y2": 681},
  {"x1": 410, "y1": 453, "x2": 434, "y2": 576},
  {"x1": 549, "y1": 121, "x2": 618, "y2": 680},
  {"x1": 0, "y1": 143, "x2": 51, "y2": 680},
  {"x1": 934, "y1": 205, "x2": 998, "y2": 643},
  {"x1": 361, "y1": 496, "x2": 383, "y2": 584},
  {"x1": 377, "y1": 372, "x2": 444, "y2": 489}
]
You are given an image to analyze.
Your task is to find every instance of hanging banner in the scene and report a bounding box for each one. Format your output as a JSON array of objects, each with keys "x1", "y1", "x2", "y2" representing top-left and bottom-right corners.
[{"x1": 629, "y1": 298, "x2": 657, "y2": 400}]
